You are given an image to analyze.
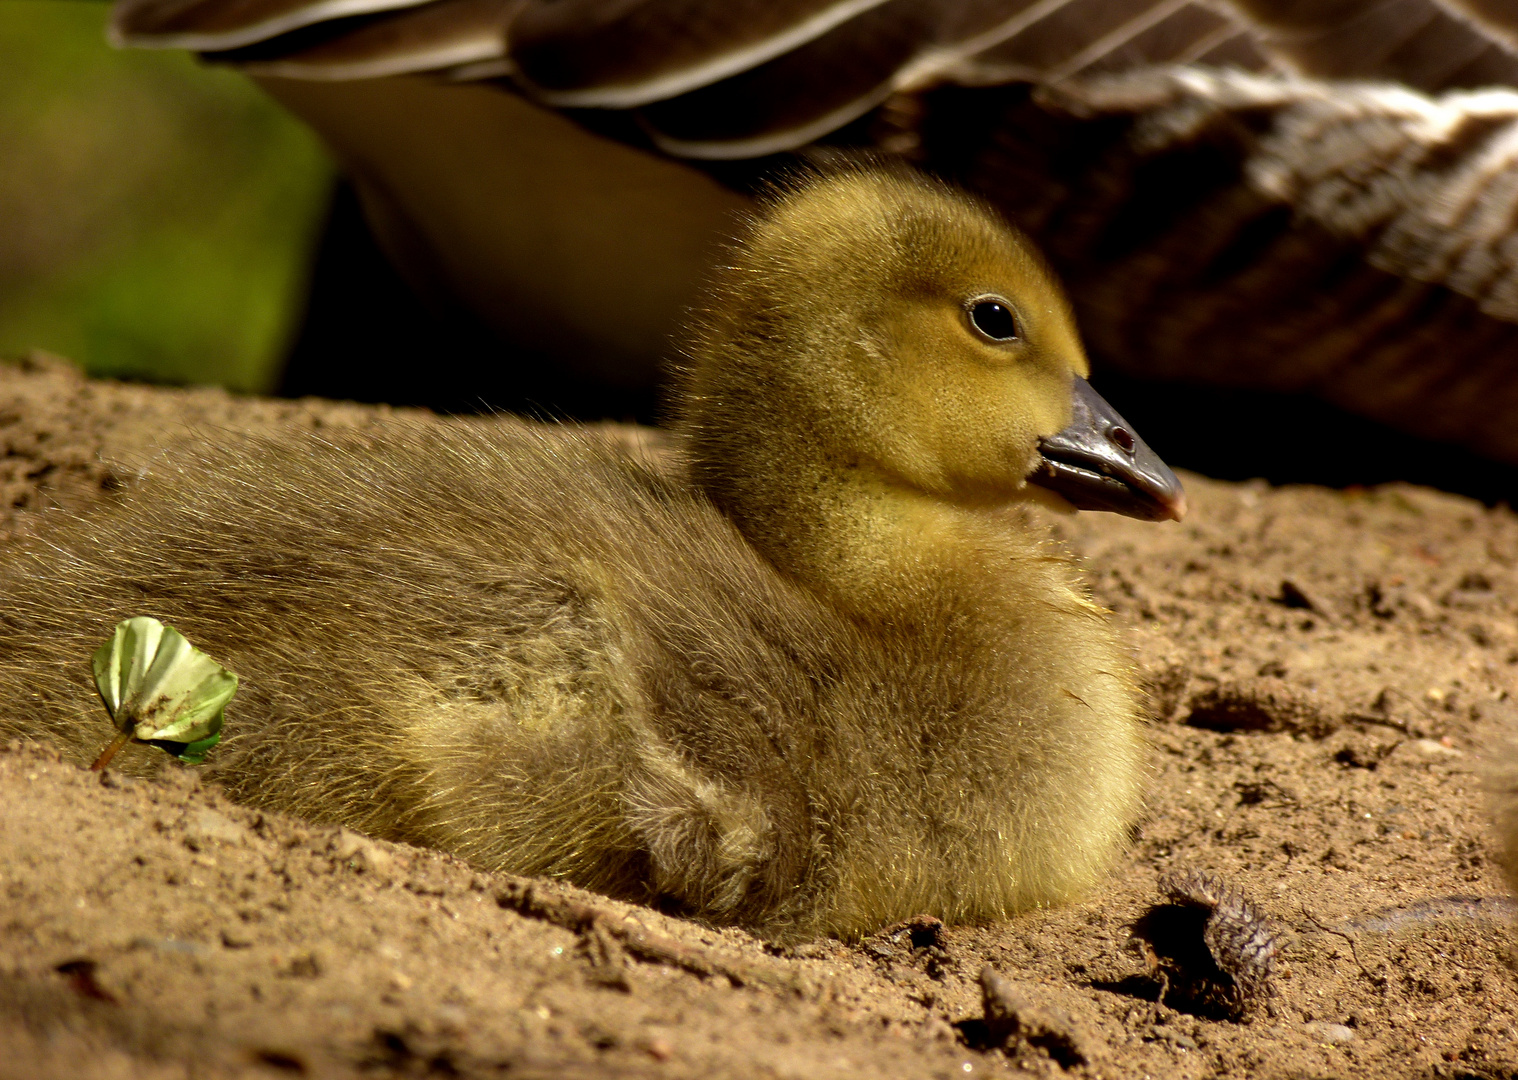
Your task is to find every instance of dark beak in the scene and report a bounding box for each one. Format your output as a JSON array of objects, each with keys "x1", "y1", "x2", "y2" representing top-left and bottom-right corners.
[{"x1": 1028, "y1": 377, "x2": 1187, "y2": 522}]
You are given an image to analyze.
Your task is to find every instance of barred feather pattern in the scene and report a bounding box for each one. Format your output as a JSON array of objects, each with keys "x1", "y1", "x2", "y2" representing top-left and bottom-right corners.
[
  {"x1": 105, "y1": 0, "x2": 1518, "y2": 157},
  {"x1": 1058, "y1": 67, "x2": 1518, "y2": 325},
  {"x1": 1228, "y1": 0, "x2": 1518, "y2": 90},
  {"x1": 110, "y1": 0, "x2": 1276, "y2": 157}
]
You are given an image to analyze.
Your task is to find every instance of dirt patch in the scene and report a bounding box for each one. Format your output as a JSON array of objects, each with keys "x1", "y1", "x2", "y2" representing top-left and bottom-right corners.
[{"x1": 2, "y1": 356, "x2": 1516, "y2": 1079}]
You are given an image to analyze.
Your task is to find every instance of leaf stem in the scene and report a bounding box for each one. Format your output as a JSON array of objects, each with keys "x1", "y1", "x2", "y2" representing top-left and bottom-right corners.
[{"x1": 90, "y1": 731, "x2": 133, "y2": 772}]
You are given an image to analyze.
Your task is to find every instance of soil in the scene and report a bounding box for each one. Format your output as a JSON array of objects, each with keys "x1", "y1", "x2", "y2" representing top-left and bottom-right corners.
[{"x1": 1, "y1": 353, "x2": 1516, "y2": 1080}]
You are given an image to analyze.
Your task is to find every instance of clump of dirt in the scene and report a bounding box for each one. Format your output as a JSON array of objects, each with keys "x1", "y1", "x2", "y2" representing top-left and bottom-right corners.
[{"x1": 2, "y1": 356, "x2": 1517, "y2": 1079}]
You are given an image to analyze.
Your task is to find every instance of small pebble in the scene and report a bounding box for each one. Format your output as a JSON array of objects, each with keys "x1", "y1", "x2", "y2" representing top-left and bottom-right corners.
[
  {"x1": 331, "y1": 828, "x2": 397, "y2": 880},
  {"x1": 1303, "y1": 1022, "x2": 1354, "y2": 1044},
  {"x1": 1410, "y1": 739, "x2": 1463, "y2": 760},
  {"x1": 184, "y1": 808, "x2": 245, "y2": 847},
  {"x1": 642, "y1": 1037, "x2": 673, "y2": 1061}
]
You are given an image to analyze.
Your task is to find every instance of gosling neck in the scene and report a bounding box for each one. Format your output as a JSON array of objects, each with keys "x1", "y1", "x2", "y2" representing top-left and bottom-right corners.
[{"x1": 683, "y1": 416, "x2": 1033, "y2": 616}]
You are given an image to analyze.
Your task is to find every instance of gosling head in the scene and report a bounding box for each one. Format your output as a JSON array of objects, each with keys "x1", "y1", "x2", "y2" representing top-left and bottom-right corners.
[{"x1": 678, "y1": 164, "x2": 1184, "y2": 573}]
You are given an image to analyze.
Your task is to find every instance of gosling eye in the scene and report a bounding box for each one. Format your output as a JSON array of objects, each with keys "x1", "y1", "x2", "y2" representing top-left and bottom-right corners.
[{"x1": 966, "y1": 297, "x2": 1019, "y2": 342}]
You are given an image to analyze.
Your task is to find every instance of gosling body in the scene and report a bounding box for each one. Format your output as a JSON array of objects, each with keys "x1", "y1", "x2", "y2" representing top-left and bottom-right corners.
[{"x1": 0, "y1": 167, "x2": 1178, "y2": 941}]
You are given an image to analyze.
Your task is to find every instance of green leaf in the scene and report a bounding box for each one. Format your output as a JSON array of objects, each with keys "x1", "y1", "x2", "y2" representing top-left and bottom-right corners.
[
  {"x1": 144, "y1": 733, "x2": 222, "y2": 766},
  {"x1": 91, "y1": 616, "x2": 237, "y2": 763}
]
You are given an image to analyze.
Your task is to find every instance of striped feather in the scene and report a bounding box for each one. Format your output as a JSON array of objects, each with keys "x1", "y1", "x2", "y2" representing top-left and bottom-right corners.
[
  {"x1": 510, "y1": 0, "x2": 896, "y2": 108},
  {"x1": 1446, "y1": 0, "x2": 1518, "y2": 54},
  {"x1": 1230, "y1": 0, "x2": 1518, "y2": 89},
  {"x1": 111, "y1": 0, "x2": 433, "y2": 52},
  {"x1": 205, "y1": 0, "x2": 519, "y2": 82},
  {"x1": 108, "y1": 0, "x2": 1518, "y2": 155},
  {"x1": 635, "y1": 0, "x2": 1265, "y2": 158}
]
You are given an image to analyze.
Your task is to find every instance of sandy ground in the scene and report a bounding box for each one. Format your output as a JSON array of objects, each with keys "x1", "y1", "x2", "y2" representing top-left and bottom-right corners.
[{"x1": 1, "y1": 355, "x2": 1516, "y2": 1079}]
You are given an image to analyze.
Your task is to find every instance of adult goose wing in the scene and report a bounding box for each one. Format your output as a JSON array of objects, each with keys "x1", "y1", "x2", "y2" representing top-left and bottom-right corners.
[
  {"x1": 112, "y1": 0, "x2": 1282, "y2": 157},
  {"x1": 111, "y1": 0, "x2": 1518, "y2": 150}
]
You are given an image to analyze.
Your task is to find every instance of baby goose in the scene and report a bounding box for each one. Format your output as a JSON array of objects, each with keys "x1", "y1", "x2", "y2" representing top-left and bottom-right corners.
[{"x1": 0, "y1": 166, "x2": 1183, "y2": 942}]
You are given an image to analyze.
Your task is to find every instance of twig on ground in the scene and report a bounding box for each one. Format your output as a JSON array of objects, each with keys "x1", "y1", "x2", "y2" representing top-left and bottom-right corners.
[{"x1": 494, "y1": 880, "x2": 802, "y2": 991}]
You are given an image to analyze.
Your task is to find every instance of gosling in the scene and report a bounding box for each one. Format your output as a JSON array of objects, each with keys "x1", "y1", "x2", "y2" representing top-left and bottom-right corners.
[{"x1": 0, "y1": 166, "x2": 1184, "y2": 942}]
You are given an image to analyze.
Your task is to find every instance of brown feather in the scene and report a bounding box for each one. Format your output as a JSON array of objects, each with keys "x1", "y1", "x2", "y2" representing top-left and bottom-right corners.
[
  {"x1": 204, "y1": 0, "x2": 519, "y2": 81},
  {"x1": 510, "y1": 0, "x2": 895, "y2": 107},
  {"x1": 956, "y1": 0, "x2": 1253, "y2": 84},
  {"x1": 107, "y1": 0, "x2": 1272, "y2": 154},
  {"x1": 1228, "y1": 0, "x2": 1518, "y2": 90},
  {"x1": 110, "y1": 0, "x2": 1518, "y2": 153},
  {"x1": 111, "y1": 0, "x2": 433, "y2": 52},
  {"x1": 1445, "y1": 0, "x2": 1518, "y2": 55},
  {"x1": 632, "y1": 0, "x2": 956, "y2": 158},
  {"x1": 632, "y1": 0, "x2": 1235, "y2": 158}
]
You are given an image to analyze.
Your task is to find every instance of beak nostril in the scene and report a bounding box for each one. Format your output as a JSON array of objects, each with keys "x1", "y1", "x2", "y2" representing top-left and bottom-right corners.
[{"x1": 1110, "y1": 427, "x2": 1135, "y2": 454}]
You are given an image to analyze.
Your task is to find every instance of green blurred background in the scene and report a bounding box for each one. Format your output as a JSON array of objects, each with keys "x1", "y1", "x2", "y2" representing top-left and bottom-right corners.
[{"x1": 0, "y1": 0, "x2": 333, "y2": 393}]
